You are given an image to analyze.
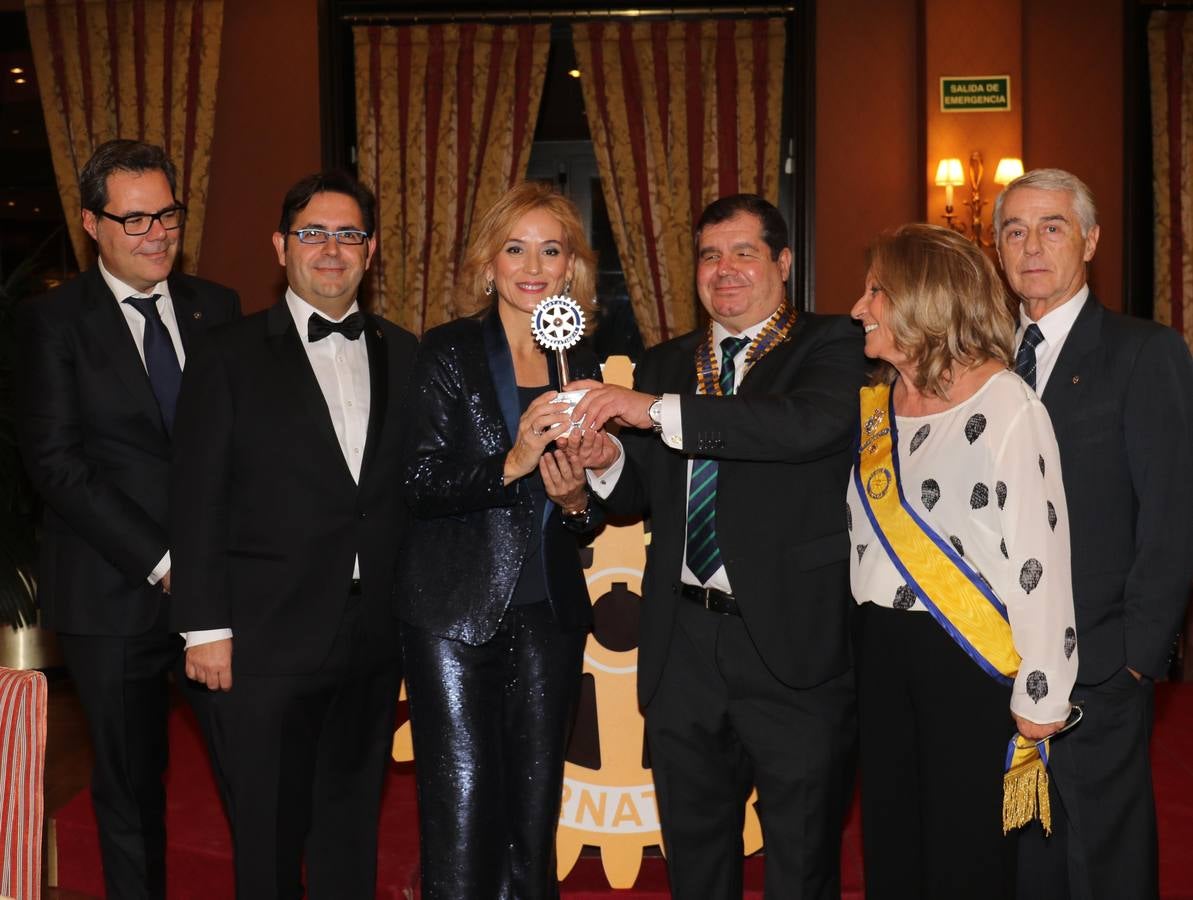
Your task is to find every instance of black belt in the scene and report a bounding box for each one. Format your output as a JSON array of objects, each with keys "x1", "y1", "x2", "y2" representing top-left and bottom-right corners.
[
  {"x1": 678, "y1": 583, "x2": 741, "y2": 617},
  {"x1": 349, "y1": 578, "x2": 362, "y2": 596}
]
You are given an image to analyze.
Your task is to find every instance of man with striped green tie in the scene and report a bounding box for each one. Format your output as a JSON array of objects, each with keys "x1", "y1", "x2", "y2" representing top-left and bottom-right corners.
[{"x1": 570, "y1": 194, "x2": 866, "y2": 899}]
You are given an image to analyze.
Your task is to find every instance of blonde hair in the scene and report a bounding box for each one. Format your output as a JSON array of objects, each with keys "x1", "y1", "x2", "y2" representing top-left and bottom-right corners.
[
  {"x1": 456, "y1": 182, "x2": 598, "y2": 325},
  {"x1": 867, "y1": 223, "x2": 1015, "y2": 400}
]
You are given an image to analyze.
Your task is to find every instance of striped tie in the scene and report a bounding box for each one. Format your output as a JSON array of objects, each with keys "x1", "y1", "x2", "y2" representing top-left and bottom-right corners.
[
  {"x1": 685, "y1": 335, "x2": 751, "y2": 585},
  {"x1": 1015, "y1": 323, "x2": 1045, "y2": 391}
]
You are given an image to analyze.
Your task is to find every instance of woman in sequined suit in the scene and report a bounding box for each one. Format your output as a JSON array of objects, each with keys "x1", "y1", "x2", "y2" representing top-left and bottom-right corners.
[{"x1": 396, "y1": 182, "x2": 611, "y2": 899}]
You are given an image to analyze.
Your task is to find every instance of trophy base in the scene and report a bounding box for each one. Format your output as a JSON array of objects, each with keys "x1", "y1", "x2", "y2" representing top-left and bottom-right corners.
[{"x1": 552, "y1": 388, "x2": 589, "y2": 433}]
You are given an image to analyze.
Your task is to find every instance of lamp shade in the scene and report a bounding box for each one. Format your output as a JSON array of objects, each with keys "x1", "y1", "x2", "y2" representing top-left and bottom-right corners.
[
  {"x1": 994, "y1": 157, "x2": 1024, "y2": 185},
  {"x1": 935, "y1": 158, "x2": 965, "y2": 187}
]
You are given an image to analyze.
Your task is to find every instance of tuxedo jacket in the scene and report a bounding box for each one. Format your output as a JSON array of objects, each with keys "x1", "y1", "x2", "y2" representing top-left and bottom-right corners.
[
  {"x1": 601, "y1": 313, "x2": 867, "y2": 706},
  {"x1": 396, "y1": 311, "x2": 602, "y2": 645},
  {"x1": 16, "y1": 266, "x2": 240, "y2": 636},
  {"x1": 169, "y1": 300, "x2": 417, "y2": 675},
  {"x1": 1038, "y1": 294, "x2": 1193, "y2": 683}
]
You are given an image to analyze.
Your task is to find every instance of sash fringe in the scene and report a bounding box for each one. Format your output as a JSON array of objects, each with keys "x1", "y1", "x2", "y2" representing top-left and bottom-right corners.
[{"x1": 1002, "y1": 748, "x2": 1052, "y2": 835}]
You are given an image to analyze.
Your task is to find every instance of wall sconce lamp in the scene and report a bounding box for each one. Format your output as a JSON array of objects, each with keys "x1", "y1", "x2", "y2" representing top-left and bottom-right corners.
[
  {"x1": 935, "y1": 158, "x2": 965, "y2": 229},
  {"x1": 936, "y1": 152, "x2": 1024, "y2": 246},
  {"x1": 994, "y1": 156, "x2": 1025, "y2": 186}
]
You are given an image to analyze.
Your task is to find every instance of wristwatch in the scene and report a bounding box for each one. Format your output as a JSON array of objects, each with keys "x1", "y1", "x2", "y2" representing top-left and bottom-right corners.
[
  {"x1": 647, "y1": 395, "x2": 664, "y2": 433},
  {"x1": 561, "y1": 504, "x2": 593, "y2": 528}
]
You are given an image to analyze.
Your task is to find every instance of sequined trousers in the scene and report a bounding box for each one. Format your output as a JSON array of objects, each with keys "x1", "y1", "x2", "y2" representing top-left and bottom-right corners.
[{"x1": 401, "y1": 601, "x2": 586, "y2": 900}]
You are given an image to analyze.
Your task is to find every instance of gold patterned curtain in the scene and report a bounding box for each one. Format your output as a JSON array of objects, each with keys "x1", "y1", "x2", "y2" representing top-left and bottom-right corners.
[
  {"x1": 24, "y1": 0, "x2": 225, "y2": 273},
  {"x1": 573, "y1": 19, "x2": 786, "y2": 348},
  {"x1": 1148, "y1": 11, "x2": 1193, "y2": 351},
  {"x1": 353, "y1": 24, "x2": 550, "y2": 334}
]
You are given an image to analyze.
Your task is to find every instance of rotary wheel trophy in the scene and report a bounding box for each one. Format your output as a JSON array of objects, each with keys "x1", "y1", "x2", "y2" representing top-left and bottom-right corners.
[{"x1": 531, "y1": 294, "x2": 587, "y2": 433}]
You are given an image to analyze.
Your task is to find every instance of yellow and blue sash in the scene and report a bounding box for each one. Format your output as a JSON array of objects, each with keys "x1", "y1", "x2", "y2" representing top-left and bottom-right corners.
[{"x1": 855, "y1": 383, "x2": 1051, "y2": 834}]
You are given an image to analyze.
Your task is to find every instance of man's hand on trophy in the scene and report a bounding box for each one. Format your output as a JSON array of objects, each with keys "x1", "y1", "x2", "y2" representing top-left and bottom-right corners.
[{"x1": 566, "y1": 381, "x2": 655, "y2": 431}]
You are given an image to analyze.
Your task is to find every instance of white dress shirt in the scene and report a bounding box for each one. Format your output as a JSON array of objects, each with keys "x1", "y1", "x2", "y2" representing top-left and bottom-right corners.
[
  {"x1": 284, "y1": 288, "x2": 372, "y2": 502},
  {"x1": 98, "y1": 259, "x2": 182, "y2": 587},
  {"x1": 1016, "y1": 284, "x2": 1089, "y2": 395},
  {"x1": 186, "y1": 290, "x2": 372, "y2": 650},
  {"x1": 589, "y1": 317, "x2": 770, "y2": 594},
  {"x1": 100, "y1": 262, "x2": 227, "y2": 651}
]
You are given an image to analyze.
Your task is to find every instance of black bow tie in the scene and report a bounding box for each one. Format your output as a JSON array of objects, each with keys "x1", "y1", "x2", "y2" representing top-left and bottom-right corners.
[{"x1": 308, "y1": 311, "x2": 364, "y2": 342}]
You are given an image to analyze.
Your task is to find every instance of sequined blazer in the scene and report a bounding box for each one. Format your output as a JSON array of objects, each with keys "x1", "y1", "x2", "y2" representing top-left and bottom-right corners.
[{"x1": 396, "y1": 310, "x2": 600, "y2": 644}]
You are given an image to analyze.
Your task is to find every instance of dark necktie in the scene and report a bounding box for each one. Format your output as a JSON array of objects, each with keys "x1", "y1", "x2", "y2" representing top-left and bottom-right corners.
[
  {"x1": 123, "y1": 294, "x2": 182, "y2": 435},
  {"x1": 685, "y1": 334, "x2": 751, "y2": 585},
  {"x1": 308, "y1": 311, "x2": 364, "y2": 342},
  {"x1": 1015, "y1": 323, "x2": 1045, "y2": 391}
]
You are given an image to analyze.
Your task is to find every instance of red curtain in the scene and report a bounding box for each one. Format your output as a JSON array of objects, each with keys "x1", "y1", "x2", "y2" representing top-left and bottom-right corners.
[
  {"x1": 24, "y1": 0, "x2": 226, "y2": 272},
  {"x1": 1148, "y1": 11, "x2": 1193, "y2": 350},
  {"x1": 573, "y1": 19, "x2": 787, "y2": 347},
  {"x1": 353, "y1": 24, "x2": 550, "y2": 333}
]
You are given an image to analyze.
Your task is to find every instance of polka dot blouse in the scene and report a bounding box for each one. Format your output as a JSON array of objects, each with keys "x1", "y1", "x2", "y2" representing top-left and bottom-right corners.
[{"x1": 847, "y1": 370, "x2": 1078, "y2": 724}]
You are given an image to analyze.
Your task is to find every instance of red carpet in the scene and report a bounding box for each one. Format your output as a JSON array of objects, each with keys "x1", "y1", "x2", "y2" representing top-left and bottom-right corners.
[{"x1": 53, "y1": 685, "x2": 1193, "y2": 898}]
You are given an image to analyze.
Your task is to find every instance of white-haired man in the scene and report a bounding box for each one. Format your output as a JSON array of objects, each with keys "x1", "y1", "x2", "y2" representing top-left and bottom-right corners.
[{"x1": 995, "y1": 168, "x2": 1193, "y2": 899}]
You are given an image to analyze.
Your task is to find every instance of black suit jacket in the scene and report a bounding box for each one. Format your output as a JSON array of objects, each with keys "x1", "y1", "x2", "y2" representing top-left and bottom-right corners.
[
  {"x1": 600, "y1": 313, "x2": 866, "y2": 705},
  {"x1": 169, "y1": 300, "x2": 417, "y2": 674},
  {"x1": 16, "y1": 266, "x2": 240, "y2": 636},
  {"x1": 395, "y1": 311, "x2": 601, "y2": 644},
  {"x1": 1039, "y1": 294, "x2": 1193, "y2": 683}
]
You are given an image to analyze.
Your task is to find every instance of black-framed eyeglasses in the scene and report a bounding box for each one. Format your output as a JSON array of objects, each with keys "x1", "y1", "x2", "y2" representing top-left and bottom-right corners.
[
  {"x1": 94, "y1": 205, "x2": 187, "y2": 236},
  {"x1": 288, "y1": 228, "x2": 370, "y2": 246}
]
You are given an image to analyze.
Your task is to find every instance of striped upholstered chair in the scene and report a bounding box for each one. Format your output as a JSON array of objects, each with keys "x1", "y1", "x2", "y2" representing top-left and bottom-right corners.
[{"x1": 0, "y1": 667, "x2": 47, "y2": 900}]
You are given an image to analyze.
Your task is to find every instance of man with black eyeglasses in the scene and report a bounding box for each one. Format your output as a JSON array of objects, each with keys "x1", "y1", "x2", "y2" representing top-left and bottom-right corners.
[
  {"x1": 15, "y1": 139, "x2": 240, "y2": 899},
  {"x1": 168, "y1": 171, "x2": 417, "y2": 898}
]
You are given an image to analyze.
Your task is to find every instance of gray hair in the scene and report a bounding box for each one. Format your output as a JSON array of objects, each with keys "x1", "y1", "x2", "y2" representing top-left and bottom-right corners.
[{"x1": 993, "y1": 168, "x2": 1098, "y2": 237}]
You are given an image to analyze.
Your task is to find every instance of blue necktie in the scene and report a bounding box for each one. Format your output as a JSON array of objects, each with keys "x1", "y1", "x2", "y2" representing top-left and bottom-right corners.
[
  {"x1": 685, "y1": 335, "x2": 751, "y2": 585},
  {"x1": 124, "y1": 294, "x2": 182, "y2": 435},
  {"x1": 1015, "y1": 323, "x2": 1045, "y2": 391}
]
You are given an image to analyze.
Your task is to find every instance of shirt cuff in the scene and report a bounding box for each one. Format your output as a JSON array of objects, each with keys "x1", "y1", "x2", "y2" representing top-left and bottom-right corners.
[
  {"x1": 659, "y1": 393, "x2": 683, "y2": 450},
  {"x1": 587, "y1": 435, "x2": 625, "y2": 499},
  {"x1": 148, "y1": 551, "x2": 170, "y2": 586},
  {"x1": 183, "y1": 628, "x2": 233, "y2": 649},
  {"x1": 1010, "y1": 678, "x2": 1071, "y2": 725}
]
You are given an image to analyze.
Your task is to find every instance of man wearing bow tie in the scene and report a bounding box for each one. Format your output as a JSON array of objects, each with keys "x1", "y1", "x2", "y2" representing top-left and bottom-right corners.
[
  {"x1": 170, "y1": 171, "x2": 417, "y2": 898},
  {"x1": 16, "y1": 139, "x2": 240, "y2": 900}
]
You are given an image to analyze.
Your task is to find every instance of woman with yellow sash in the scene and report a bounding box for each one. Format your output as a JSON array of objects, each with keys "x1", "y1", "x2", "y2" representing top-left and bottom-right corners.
[{"x1": 847, "y1": 224, "x2": 1077, "y2": 899}]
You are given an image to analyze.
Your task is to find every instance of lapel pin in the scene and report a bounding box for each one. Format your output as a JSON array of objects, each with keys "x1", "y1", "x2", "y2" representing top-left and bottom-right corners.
[
  {"x1": 1072, "y1": 375, "x2": 1080, "y2": 384},
  {"x1": 375, "y1": 328, "x2": 383, "y2": 339},
  {"x1": 193, "y1": 311, "x2": 203, "y2": 320}
]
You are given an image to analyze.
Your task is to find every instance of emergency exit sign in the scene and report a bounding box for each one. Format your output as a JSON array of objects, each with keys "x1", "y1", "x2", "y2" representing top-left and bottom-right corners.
[{"x1": 940, "y1": 76, "x2": 1011, "y2": 112}]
